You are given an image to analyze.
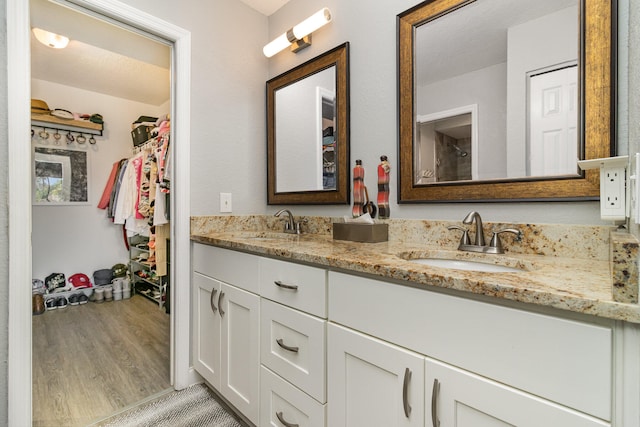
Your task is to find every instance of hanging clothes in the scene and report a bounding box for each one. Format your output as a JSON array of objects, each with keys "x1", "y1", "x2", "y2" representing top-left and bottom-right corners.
[{"x1": 97, "y1": 160, "x2": 122, "y2": 210}]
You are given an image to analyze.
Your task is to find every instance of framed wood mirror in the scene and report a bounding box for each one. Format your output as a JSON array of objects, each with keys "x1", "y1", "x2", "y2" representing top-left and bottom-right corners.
[
  {"x1": 267, "y1": 43, "x2": 350, "y2": 204},
  {"x1": 398, "y1": 0, "x2": 614, "y2": 202}
]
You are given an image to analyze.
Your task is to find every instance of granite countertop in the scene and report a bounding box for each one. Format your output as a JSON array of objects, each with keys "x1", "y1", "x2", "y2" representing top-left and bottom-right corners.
[{"x1": 191, "y1": 221, "x2": 640, "y2": 324}]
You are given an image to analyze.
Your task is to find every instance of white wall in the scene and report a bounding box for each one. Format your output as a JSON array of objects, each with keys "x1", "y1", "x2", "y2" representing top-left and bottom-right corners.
[
  {"x1": 265, "y1": 0, "x2": 605, "y2": 224},
  {"x1": 0, "y1": 0, "x2": 9, "y2": 421},
  {"x1": 30, "y1": 79, "x2": 167, "y2": 281},
  {"x1": 114, "y1": 0, "x2": 269, "y2": 217}
]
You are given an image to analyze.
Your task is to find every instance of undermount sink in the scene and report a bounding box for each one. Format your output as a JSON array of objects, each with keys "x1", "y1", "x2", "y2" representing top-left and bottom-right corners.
[
  {"x1": 397, "y1": 251, "x2": 531, "y2": 273},
  {"x1": 407, "y1": 258, "x2": 525, "y2": 273}
]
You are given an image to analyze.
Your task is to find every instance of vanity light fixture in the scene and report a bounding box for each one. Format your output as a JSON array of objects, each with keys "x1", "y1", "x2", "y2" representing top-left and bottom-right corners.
[
  {"x1": 32, "y1": 27, "x2": 70, "y2": 49},
  {"x1": 263, "y1": 8, "x2": 332, "y2": 58}
]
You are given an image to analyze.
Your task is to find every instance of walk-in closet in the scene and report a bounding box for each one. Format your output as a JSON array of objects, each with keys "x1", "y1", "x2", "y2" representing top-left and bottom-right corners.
[{"x1": 30, "y1": 0, "x2": 174, "y2": 425}]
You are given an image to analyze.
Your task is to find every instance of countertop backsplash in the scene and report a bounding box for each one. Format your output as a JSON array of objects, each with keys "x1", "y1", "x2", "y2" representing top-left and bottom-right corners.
[{"x1": 191, "y1": 215, "x2": 615, "y2": 261}]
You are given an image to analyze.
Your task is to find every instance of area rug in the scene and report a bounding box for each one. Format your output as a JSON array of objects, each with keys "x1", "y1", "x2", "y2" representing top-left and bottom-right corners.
[{"x1": 93, "y1": 383, "x2": 245, "y2": 427}]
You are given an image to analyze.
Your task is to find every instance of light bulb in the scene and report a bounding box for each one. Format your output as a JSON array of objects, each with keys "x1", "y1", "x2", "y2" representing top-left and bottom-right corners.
[
  {"x1": 292, "y1": 8, "x2": 331, "y2": 40},
  {"x1": 263, "y1": 32, "x2": 292, "y2": 58},
  {"x1": 32, "y1": 28, "x2": 69, "y2": 49}
]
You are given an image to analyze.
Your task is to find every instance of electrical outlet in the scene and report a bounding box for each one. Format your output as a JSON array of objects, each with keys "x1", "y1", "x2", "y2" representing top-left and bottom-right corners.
[
  {"x1": 601, "y1": 166, "x2": 625, "y2": 221},
  {"x1": 220, "y1": 193, "x2": 232, "y2": 213}
]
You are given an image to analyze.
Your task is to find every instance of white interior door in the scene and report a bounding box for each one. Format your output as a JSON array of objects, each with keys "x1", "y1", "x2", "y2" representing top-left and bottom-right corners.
[{"x1": 528, "y1": 65, "x2": 578, "y2": 177}]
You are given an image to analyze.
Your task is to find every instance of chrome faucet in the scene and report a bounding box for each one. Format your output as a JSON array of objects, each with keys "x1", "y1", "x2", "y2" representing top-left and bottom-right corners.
[
  {"x1": 274, "y1": 209, "x2": 302, "y2": 234},
  {"x1": 463, "y1": 211, "x2": 485, "y2": 246},
  {"x1": 449, "y1": 211, "x2": 521, "y2": 254}
]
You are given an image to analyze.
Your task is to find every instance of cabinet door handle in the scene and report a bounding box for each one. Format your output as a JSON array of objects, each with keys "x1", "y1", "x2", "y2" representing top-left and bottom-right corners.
[
  {"x1": 218, "y1": 291, "x2": 225, "y2": 317},
  {"x1": 209, "y1": 288, "x2": 218, "y2": 313},
  {"x1": 431, "y1": 378, "x2": 440, "y2": 427},
  {"x1": 276, "y1": 411, "x2": 299, "y2": 427},
  {"x1": 274, "y1": 280, "x2": 298, "y2": 291},
  {"x1": 402, "y1": 367, "x2": 412, "y2": 418},
  {"x1": 276, "y1": 338, "x2": 299, "y2": 353}
]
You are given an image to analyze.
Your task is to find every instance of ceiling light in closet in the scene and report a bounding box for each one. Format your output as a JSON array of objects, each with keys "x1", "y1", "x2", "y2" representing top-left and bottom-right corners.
[
  {"x1": 263, "y1": 7, "x2": 332, "y2": 58},
  {"x1": 32, "y1": 28, "x2": 70, "y2": 49}
]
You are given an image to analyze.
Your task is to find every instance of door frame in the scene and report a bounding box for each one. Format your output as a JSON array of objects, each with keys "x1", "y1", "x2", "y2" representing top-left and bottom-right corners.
[{"x1": 7, "y1": 0, "x2": 195, "y2": 425}]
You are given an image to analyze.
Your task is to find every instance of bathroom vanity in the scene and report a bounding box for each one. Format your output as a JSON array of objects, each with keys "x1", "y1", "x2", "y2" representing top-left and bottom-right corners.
[{"x1": 191, "y1": 216, "x2": 640, "y2": 427}]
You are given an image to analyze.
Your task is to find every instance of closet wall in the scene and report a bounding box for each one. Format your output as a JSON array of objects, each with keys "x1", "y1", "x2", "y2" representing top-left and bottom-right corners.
[{"x1": 31, "y1": 78, "x2": 168, "y2": 281}]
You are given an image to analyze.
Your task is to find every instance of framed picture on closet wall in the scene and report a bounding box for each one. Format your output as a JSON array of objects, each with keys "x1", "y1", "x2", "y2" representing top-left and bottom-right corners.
[{"x1": 33, "y1": 147, "x2": 89, "y2": 205}]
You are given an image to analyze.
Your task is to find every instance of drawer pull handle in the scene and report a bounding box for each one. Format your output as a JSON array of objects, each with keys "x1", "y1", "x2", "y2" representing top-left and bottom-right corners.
[
  {"x1": 403, "y1": 367, "x2": 412, "y2": 418},
  {"x1": 274, "y1": 280, "x2": 298, "y2": 291},
  {"x1": 276, "y1": 411, "x2": 299, "y2": 427},
  {"x1": 431, "y1": 378, "x2": 440, "y2": 427},
  {"x1": 218, "y1": 291, "x2": 225, "y2": 317},
  {"x1": 276, "y1": 338, "x2": 299, "y2": 353},
  {"x1": 209, "y1": 288, "x2": 218, "y2": 313}
]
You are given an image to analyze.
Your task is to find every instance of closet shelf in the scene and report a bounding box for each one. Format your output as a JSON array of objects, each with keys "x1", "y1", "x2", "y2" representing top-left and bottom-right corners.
[{"x1": 31, "y1": 112, "x2": 103, "y2": 136}]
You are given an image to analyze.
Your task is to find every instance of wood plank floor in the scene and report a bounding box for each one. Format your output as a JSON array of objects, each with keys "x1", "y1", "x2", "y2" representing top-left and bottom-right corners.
[{"x1": 33, "y1": 295, "x2": 171, "y2": 427}]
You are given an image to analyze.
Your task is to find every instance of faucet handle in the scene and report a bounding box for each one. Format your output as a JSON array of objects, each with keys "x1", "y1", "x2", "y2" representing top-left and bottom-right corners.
[
  {"x1": 489, "y1": 228, "x2": 522, "y2": 253},
  {"x1": 447, "y1": 225, "x2": 471, "y2": 246}
]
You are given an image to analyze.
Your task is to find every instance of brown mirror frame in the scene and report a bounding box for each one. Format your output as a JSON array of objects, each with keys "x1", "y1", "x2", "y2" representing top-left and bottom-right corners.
[
  {"x1": 267, "y1": 43, "x2": 350, "y2": 205},
  {"x1": 398, "y1": 0, "x2": 614, "y2": 202}
]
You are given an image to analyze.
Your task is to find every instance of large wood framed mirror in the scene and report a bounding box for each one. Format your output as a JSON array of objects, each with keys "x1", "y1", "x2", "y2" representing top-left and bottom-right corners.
[
  {"x1": 398, "y1": 0, "x2": 614, "y2": 202},
  {"x1": 267, "y1": 43, "x2": 350, "y2": 204}
]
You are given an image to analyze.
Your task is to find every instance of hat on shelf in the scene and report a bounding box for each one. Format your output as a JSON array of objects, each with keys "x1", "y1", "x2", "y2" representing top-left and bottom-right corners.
[
  {"x1": 50, "y1": 109, "x2": 74, "y2": 120},
  {"x1": 44, "y1": 272, "x2": 66, "y2": 293},
  {"x1": 93, "y1": 269, "x2": 113, "y2": 286},
  {"x1": 68, "y1": 273, "x2": 93, "y2": 289},
  {"x1": 112, "y1": 263, "x2": 128, "y2": 278},
  {"x1": 31, "y1": 99, "x2": 50, "y2": 114}
]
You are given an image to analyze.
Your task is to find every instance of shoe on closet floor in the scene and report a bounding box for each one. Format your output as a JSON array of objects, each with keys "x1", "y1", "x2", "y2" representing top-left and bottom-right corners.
[
  {"x1": 45, "y1": 298, "x2": 57, "y2": 311},
  {"x1": 68, "y1": 294, "x2": 80, "y2": 306},
  {"x1": 55, "y1": 297, "x2": 68, "y2": 309},
  {"x1": 32, "y1": 294, "x2": 45, "y2": 315},
  {"x1": 78, "y1": 294, "x2": 89, "y2": 304}
]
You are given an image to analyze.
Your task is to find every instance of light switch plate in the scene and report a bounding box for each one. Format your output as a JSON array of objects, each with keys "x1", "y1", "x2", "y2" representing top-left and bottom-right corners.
[{"x1": 220, "y1": 193, "x2": 232, "y2": 213}]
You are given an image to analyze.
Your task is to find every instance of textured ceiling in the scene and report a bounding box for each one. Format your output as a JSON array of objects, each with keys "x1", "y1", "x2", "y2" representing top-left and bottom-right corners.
[{"x1": 30, "y1": 0, "x2": 170, "y2": 106}]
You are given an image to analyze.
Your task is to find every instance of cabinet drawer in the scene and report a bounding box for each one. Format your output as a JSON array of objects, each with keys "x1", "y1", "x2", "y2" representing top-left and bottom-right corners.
[
  {"x1": 192, "y1": 243, "x2": 259, "y2": 293},
  {"x1": 259, "y1": 258, "x2": 327, "y2": 318},
  {"x1": 261, "y1": 298, "x2": 326, "y2": 403},
  {"x1": 329, "y1": 271, "x2": 613, "y2": 421},
  {"x1": 260, "y1": 366, "x2": 326, "y2": 427}
]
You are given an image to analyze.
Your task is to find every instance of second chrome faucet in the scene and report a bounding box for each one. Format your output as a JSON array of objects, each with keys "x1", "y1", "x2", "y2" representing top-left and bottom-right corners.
[
  {"x1": 448, "y1": 211, "x2": 521, "y2": 254},
  {"x1": 274, "y1": 209, "x2": 302, "y2": 234}
]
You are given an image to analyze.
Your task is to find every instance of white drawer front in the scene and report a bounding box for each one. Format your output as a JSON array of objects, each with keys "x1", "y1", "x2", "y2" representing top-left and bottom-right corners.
[
  {"x1": 259, "y1": 257, "x2": 327, "y2": 318},
  {"x1": 193, "y1": 243, "x2": 259, "y2": 293},
  {"x1": 328, "y1": 271, "x2": 613, "y2": 421},
  {"x1": 261, "y1": 298, "x2": 326, "y2": 403},
  {"x1": 260, "y1": 366, "x2": 326, "y2": 427}
]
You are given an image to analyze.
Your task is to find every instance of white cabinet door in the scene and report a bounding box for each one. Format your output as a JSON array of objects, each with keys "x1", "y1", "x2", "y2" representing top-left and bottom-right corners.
[
  {"x1": 426, "y1": 358, "x2": 609, "y2": 427},
  {"x1": 192, "y1": 270, "x2": 260, "y2": 425},
  {"x1": 327, "y1": 323, "x2": 424, "y2": 427},
  {"x1": 192, "y1": 272, "x2": 221, "y2": 388},
  {"x1": 220, "y1": 282, "x2": 261, "y2": 425}
]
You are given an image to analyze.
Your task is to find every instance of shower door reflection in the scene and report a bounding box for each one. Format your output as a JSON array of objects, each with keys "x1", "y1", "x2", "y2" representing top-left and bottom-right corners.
[{"x1": 415, "y1": 106, "x2": 477, "y2": 183}]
